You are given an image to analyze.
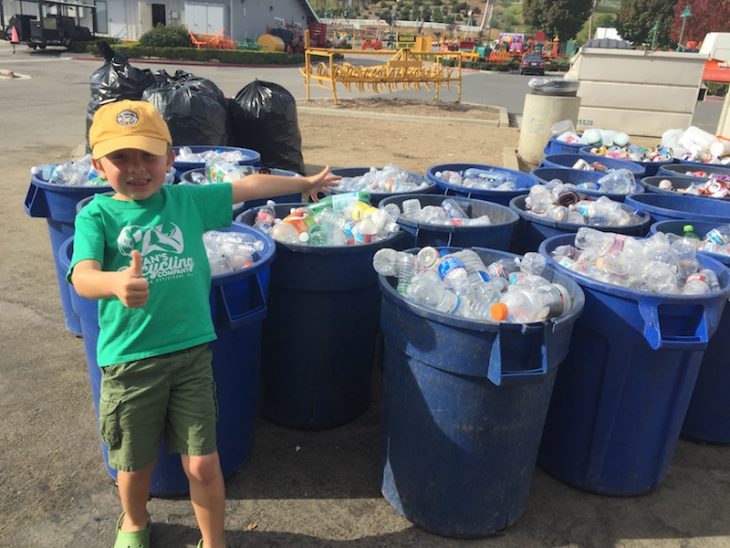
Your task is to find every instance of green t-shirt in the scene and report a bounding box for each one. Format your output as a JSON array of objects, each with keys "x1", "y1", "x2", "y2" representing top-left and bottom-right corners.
[{"x1": 68, "y1": 184, "x2": 233, "y2": 366}]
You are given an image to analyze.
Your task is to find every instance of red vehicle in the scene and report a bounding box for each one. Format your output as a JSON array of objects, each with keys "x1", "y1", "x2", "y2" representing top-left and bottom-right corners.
[{"x1": 520, "y1": 53, "x2": 545, "y2": 76}]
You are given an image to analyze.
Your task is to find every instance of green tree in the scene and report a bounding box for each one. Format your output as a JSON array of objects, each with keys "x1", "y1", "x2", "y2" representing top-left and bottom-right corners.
[
  {"x1": 617, "y1": 0, "x2": 675, "y2": 48},
  {"x1": 671, "y1": 0, "x2": 730, "y2": 44},
  {"x1": 523, "y1": 0, "x2": 593, "y2": 41}
]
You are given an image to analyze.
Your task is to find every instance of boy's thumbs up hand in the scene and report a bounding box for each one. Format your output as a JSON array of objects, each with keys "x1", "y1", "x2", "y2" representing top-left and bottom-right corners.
[{"x1": 115, "y1": 250, "x2": 149, "y2": 308}]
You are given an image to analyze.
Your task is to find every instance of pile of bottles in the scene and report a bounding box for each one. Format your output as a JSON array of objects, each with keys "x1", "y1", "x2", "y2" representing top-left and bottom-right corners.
[
  {"x1": 552, "y1": 119, "x2": 631, "y2": 148},
  {"x1": 585, "y1": 144, "x2": 673, "y2": 163},
  {"x1": 381, "y1": 197, "x2": 492, "y2": 227},
  {"x1": 662, "y1": 126, "x2": 730, "y2": 165},
  {"x1": 176, "y1": 146, "x2": 253, "y2": 164},
  {"x1": 546, "y1": 168, "x2": 638, "y2": 195},
  {"x1": 32, "y1": 155, "x2": 112, "y2": 186},
  {"x1": 433, "y1": 167, "x2": 518, "y2": 191},
  {"x1": 525, "y1": 182, "x2": 643, "y2": 226},
  {"x1": 335, "y1": 164, "x2": 429, "y2": 193},
  {"x1": 656, "y1": 175, "x2": 730, "y2": 198},
  {"x1": 552, "y1": 227, "x2": 721, "y2": 294},
  {"x1": 254, "y1": 191, "x2": 399, "y2": 246},
  {"x1": 204, "y1": 230, "x2": 264, "y2": 276},
  {"x1": 373, "y1": 247, "x2": 573, "y2": 323},
  {"x1": 676, "y1": 224, "x2": 730, "y2": 257}
]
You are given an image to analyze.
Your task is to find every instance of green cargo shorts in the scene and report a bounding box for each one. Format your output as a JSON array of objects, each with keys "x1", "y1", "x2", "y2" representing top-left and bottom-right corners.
[{"x1": 98, "y1": 344, "x2": 218, "y2": 472}]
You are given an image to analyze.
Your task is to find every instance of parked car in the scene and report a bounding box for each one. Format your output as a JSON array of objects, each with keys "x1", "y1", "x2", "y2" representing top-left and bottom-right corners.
[{"x1": 520, "y1": 53, "x2": 545, "y2": 75}]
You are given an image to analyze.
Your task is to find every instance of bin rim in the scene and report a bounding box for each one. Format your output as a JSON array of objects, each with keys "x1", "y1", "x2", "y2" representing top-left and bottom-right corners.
[
  {"x1": 509, "y1": 194, "x2": 651, "y2": 231},
  {"x1": 538, "y1": 233, "x2": 730, "y2": 303},
  {"x1": 639, "y1": 175, "x2": 730, "y2": 201},
  {"x1": 543, "y1": 153, "x2": 646, "y2": 176},
  {"x1": 624, "y1": 192, "x2": 730, "y2": 223},
  {"x1": 31, "y1": 172, "x2": 113, "y2": 191},
  {"x1": 379, "y1": 193, "x2": 520, "y2": 232},
  {"x1": 661, "y1": 163, "x2": 730, "y2": 179},
  {"x1": 650, "y1": 220, "x2": 730, "y2": 267},
  {"x1": 378, "y1": 246, "x2": 585, "y2": 333},
  {"x1": 578, "y1": 146, "x2": 676, "y2": 168},
  {"x1": 234, "y1": 203, "x2": 407, "y2": 254},
  {"x1": 329, "y1": 166, "x2": 434, "y2": 196}
]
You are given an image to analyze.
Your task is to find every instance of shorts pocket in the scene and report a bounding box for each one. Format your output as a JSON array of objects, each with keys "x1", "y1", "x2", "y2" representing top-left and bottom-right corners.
[{"x1": 99, "y1": 398, "x2": 122, "y2": 448}]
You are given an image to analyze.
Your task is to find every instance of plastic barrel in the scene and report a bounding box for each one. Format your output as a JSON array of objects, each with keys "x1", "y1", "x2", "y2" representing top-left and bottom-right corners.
[
  {"x1": 650, "y1": 220, "x2": 730, "y2": 444},
  {"x1": 638, "y1": 175, "x2": 721, "y2": 199},
  {"x1": 537, "y1": 233, "x2": 730, "y2": 495},
  {"x1": 178, "y1": 166, "x2": 301, "y2": 218},
  {"x1": 579, "y1": 146, "x2": 675, "y2": 177},
  {"x1": 330, "y1": 167, "x2": 436, "y2": 203},
  {"x1": 658, "y1": 163, "x2": 730, "y2": 179},
  {"x1": 59, "y1": 224, "x2": 275, "y2": 497},
  {"x1": 426, "y1": 163, "x2": 537, "y2": 206},
  {"x1": 377, "y1": 194, "x2": 519, "y2": 249},
  {"x1": 508, "y1": 194, "x2": 652, "y2": 254},
  {"x1": 379, "y1": 246, "x2": 585, "y2": 537},
  {"x1": 172, "y1": 145, "x2": 261, "y2": 181},
  {"x1": 544, "y1": 137, "x2": 585, "y2": 155},
  {"x1": 541, "y1": 153, "x2": 646, "y2": 179},
  {"x1": 624, "y1": 193, "x2": 730, "y2": 224},
  {"x1": 24, "y1": 171, "x2": 112, "y2": 335},
  {"x1": 531, "y1": 167, "x2": 644, "y2": 202},
  {"x1": 236, "y1": 203, "x2": 406, "y2": 430}
]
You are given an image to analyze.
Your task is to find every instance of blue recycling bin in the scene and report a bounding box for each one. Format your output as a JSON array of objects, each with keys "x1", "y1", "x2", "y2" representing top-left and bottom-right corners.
[
  {"x1": 171, "y1": 145, "x2": 261, "y2": 181},
  {"x1": 537, "y1": 233, "x2": 730, "y2": 495},
  {"x1": 59, "y1": 224, "x2": 275, "y2": 497},
  {"x1": 24, "y1": 171, "x2": 112, "y2": 335},
  {"x1": 179, "y1": 166, "x2": 301, "y2": 218},
  {"x1": 541, "y1": 153, "x2": 646, "y2": 178},
  {"x1": 579, "y1": 146, "x2": 675, "y2": 177},
  {"x1": 377, "y1": 194, "x2": 519, "y2": 249},
  {"x1": 624, "y1": 193, "x2": 730, "y2": 224},
  {"x1": 638, "y1": 175, "x2": 719, "y2": 198},
  {"x1": 508, "y1": 194, "x2": 652, "y2": 254},
  {"x1": 236, "y1": 203, "x2": 406, "y2": 430},
  {"x1": 330, "y1": 167, "x2": 436, "y2": 203},
  {"x1": 426, "y1": 163, "x2": 537, "y2": 206},
  {"x1": 544, "y1": 137, "x2": 584, "y2": 155},
  {"x1": 651, "y1": 220, "x2": 730, "y2": 444},
  {"x1": 379, "y1": 246, "x2": 585, "y2": 537},
  {"x1": 531, "y1": 167, "x2": 644, "y2": 202},
  {"x1": 658, "y1": 163, "x2": 730, "y2": 180}
]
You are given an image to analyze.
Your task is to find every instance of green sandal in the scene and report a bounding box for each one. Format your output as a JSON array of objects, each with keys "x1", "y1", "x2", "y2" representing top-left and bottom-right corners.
[{"x1": 114, "y1": 512, "x2": 151, "y2": 548}]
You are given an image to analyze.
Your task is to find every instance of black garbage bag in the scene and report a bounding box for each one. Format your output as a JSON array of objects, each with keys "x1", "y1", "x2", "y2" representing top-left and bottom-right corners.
[
  {"x1": 86, "y1": 41, "x2": 157, "y2": 148},
  {"x1": 142, "y1": 70, "x2": 228, "y2": 146},
  {"x1": 230, "y1": 80, "x2": 305, "y2": 175}
]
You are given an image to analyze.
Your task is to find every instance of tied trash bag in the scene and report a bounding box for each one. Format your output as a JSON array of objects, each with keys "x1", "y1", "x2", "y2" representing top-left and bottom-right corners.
[
  {"x1": 143, "y1": 70, "x2": 228, "y2": 146},
  {"x1": 229, "y1": 80, "x2": 305, "y2": 174},
  {"x1": 86, "y1": 41, "x2": 157, "y2": 149}
]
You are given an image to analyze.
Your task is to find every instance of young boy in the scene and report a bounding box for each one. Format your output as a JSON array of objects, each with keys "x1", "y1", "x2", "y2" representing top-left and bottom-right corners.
[{"x1": 68, "y1": 99, "x2": 339, "y2": 548}]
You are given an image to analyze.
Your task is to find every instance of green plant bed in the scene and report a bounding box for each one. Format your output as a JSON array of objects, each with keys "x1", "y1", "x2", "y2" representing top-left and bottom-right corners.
[
  {"x1": 84, "y1": 44, "x2": 304, "y2": 65},
  {"x1": 67, "y1": 37, "x2": 119, "y2": 53},
  {"x1": 706, "y1": 82, "x2": 728, "y2": 97}
]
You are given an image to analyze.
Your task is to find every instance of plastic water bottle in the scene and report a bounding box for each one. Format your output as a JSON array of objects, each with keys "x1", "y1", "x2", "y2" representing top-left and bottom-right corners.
[
  {"x1": 461, "y1": 282, "x2": 502, "y2": 321},
  {"x1": 254, "y1": 200, "x2": 277, "y2": 232},
  {"x1": 437, "y1": 254, "x2": 470, "y2": 296},
  {"x1": 519, "y1": 252, "x2": 546, "y2": 276},
  {"x1": 401, "y1": 198, "x2": 422, "y2": 219},
  {"x1": 683, "y1": 224, "x2": 700, "y2": 241},
  {"x1": 408, "y1": 271, "x2": 460, "y2": 314},
  {"x1": 416, "y1": 247, "x2": 441, "y2": 271},
  {"x1": 490, "y1": 284, "x2": 572, "y2": 323},
  {"x1": 354, "y1": 217, "x2": 378, "y2": 244},
  {"x1": 483, "y1": 258, "x2": 521, "y2": 281},
  {"x1": 574, "y1": 227, "x2": 625, "y2": 256},
  {"x1": 442, "y1": 198, "x2": 469, "y2": 225},
  {"x1": 373, "y1": 248, "x2": 400, "y2": 276},
  {"x1": 396, "y1": 253, "x2": 417, "y2": 295}
]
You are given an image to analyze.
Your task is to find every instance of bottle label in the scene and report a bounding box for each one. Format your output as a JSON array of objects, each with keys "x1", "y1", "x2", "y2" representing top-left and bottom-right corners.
[
  {"x1": 508, "y1": 272, "x2": 527, "y2": 285},
  {"x1": 350, "y1": 202, "x2": 378, "y2": 221},
  {"x1": 706, "y1": 229, "x2": 728, "y2": 245},
  {"x1": 437, "y1": 257, "x2": 465, "y2": 280},
  {"x1": 484, "y1": 262, "x2": 506, "y2": 280}
]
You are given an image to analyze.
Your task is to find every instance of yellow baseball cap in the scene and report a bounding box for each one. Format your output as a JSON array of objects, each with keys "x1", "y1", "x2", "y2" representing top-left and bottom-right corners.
[{"x1": 89, "y1": 100, "x2": 172, "y2": 159}]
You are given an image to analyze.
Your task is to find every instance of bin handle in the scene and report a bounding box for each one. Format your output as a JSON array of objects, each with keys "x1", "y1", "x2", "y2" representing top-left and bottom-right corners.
[
  {"x1": 487, "y1": 323, "x2": 550, "y2": 386},
  {"x1": 214, "y1": 273, "x2": 267, "y2": 331},
  {"x1": 24, "y1": 181, "x2": 50, "y2": 218},
  {"x1": 637, "y1": 301, "x2": 711, "y2": 350}
]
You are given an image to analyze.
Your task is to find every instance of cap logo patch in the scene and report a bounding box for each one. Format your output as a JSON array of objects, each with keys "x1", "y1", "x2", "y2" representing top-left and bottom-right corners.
[{"x1": 116, "y1": 110, "x2": 139, "y2": 126}]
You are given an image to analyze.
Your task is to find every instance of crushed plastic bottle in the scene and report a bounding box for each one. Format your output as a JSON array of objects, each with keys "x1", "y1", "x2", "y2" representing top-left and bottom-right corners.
[
  {"x1": 203, "y1": 230, "x2": 263, "y2": 275},
  {"x1": 334, "y1": 164, "x2": 428, "y2": 193},
  {"x1": 387, "y1": 198, "x2": 491, "y2": 227}
]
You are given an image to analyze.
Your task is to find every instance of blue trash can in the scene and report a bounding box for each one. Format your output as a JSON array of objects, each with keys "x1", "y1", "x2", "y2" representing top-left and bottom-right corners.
[
  {"x1": 541, "y1": 153, "x2": 646, "y2": 178},
  {"x1": 331, "y1": 167, "x2": 435, "y2": 203},
  {"x1": 508, "y1": 194, "x2": 652, "y2": 254},
  {"x1": 531, "y1": 167, "x2": 644, "y2": 202},
  {"x1": 24, "y1": 171, "x2": 112, "y2": 335},
  {"x1": 236, "y1": 203, "x2": 406, "y2": 430},
  {"x1": 651, "y1": 220, "x2": 730, "y2": 444},
  {"x1": 658, "y1": 163, "x2": 730, "y2": 180},
  {"x1": 544, "y1": 137, "x2": 584, "y2": 155},
  {"x1": 579, "y1": 146, "x2": 675, "y2": 177},
  {"x1": 537, "y1": 233, "x2": 730, "y2": 495},
  {"x1": 638, "y1": 175, "x2": 720, "y2": 198},
  {"x1": 59, "y1": 224, "x2": 275, "y2": 497},
  {"x1": 172, "y1": 145, "x2": 261, "y2": 181},
  {"x1": 624, "y1": 193, "x2": 730, "y2": 224},
  {"x1": 377, "y1": 194, "x2": 519, "y2": 249},
  {"x1": 379, "y1": 246, "x2": 585, "y2": 537},
  {"x1": 426, "y1": 163, "x2": 537, "y2": 206},
  {"x1": 178, "y1": 166, "x2": 302, "y2": 218}
]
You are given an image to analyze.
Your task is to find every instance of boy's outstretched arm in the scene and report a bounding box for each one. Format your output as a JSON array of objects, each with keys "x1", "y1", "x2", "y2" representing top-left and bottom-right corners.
[
  {"x1": 231, "y1": 165, "x2": 341, "y2": 204},
  {"x1": 71, "y1": 250, "x2": 149, "y2": 308}
]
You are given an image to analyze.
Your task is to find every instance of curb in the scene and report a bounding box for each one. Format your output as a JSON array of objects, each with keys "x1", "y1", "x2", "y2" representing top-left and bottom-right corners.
[{"x1": 70, "y1": 55, "x2": 304, "y2": 69}]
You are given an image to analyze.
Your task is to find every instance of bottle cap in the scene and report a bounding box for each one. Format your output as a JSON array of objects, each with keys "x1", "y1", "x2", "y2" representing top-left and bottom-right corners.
[
  {"x1": 490, "y1": 302, "x2": 508, "y2": 321},
  {"x1": 683, "y1": 224, "x2": 695, "y2": 233}
]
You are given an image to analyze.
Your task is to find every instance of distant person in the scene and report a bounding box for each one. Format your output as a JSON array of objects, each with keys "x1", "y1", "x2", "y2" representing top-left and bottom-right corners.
[{"x1": 68, "y1": 100, "x2": 339, "y2": 548}]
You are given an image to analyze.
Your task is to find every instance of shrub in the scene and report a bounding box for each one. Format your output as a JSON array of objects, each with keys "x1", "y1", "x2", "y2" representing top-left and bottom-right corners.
[
  {"x1": 707, "y1": 82, "x2": 729, "y2": 97},
  {"x1": 139, "y1": 24, "x2": 191, "y2": 48}
]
